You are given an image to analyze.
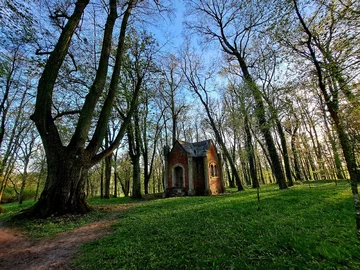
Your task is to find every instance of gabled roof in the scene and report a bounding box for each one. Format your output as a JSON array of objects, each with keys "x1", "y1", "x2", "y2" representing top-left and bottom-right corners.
[{"x1": 177, "y1": 139, "x2": 212, "y2": 157}]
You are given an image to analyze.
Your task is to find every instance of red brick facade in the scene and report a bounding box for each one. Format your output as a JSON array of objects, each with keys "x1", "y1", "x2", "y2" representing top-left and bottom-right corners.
[
  {"x1": 167, "y1": 143, "x2": 189, "y2": 189},
  {"x1": 165, "y1": 140, "x2": 224, "y2": 196}
]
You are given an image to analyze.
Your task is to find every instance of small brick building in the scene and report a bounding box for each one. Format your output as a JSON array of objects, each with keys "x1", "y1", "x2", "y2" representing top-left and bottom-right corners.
[{"x1": 164, "y1": 139, "x2": 224, "y2": 196}]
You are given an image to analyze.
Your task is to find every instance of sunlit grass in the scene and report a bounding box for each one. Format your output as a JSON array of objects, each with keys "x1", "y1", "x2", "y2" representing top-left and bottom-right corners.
[
  {"x1": 73, "y1": 181, "x2": 360, "y2": 269},
  {"x1": 1, "y1": 181, "x2": 359, "y2": 268}
]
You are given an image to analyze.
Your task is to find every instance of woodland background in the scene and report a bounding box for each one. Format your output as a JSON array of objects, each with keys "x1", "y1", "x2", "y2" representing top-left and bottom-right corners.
[{"x1": 0, "y1": 0, "x2": 359, "y2": 207}]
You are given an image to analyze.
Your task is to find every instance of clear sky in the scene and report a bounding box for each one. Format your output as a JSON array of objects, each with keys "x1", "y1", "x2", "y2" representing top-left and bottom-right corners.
[{"x1": 147, "y1": 1, "x2": 186, "y2": 52}]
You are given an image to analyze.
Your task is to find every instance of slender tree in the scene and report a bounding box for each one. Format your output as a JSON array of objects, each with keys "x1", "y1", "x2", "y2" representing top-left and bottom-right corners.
[
  {"x1": 188, "y1": 0, "x2": 287, "y2": 189},
  {"x1": 160, "y1": 54, "x2": 187, "y2": 146},
  {"x1": 290, "y1": 0, "x2": 360, "y2": 239},
  {"x1": 181, "y1": 48, "x2": 244, "y2": 191}
]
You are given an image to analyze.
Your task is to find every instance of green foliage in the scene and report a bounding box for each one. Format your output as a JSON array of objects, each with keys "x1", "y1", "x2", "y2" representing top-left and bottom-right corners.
[
  {"x1": 73, "y1": 181, "x2": 360, "y2": 269},
  {"x1": 1, "y1": 187, "x2": 18, "y2": 203},
  {"x1": 1, "y1": 183, "x2": 38, "y2": 203}
]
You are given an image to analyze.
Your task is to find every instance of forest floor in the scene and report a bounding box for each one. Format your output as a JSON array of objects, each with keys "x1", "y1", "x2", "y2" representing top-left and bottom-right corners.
[
  {"x1": 0, "y1": 203, "x2": 138, "y2": 270},
  {"x1": 1, "y1": 185, "x2": 359, "y2": 269}
]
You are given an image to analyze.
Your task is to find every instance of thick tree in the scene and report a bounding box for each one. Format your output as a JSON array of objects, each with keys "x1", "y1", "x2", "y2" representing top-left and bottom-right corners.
[
  {"x1": 127, "y1": 111, "x2": 142, "y2": 198},
  {"x1": 23, "y1": 0, "x2": 143, "y2": 218}
]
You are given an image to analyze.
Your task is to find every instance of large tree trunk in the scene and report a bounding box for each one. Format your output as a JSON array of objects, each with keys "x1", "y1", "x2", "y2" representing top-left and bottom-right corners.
[
  {"x1": 21, "y1": 152, "x2": 92, "y2": 218},
  {"x1": 23, "y1": 0, "x2": 138, "y2": 218},
  {"x1": 113, "y1": 153, "x2": 118, "y2": 198},
  {"x1": 144, "y1": 172, "x2": 150, "y2": 194},
  {"x1": 128, "y1": 112, "x2": 142, "y2": 199},
  {"x1": 143, "y1": 143, "x2": 150, "y2": 195}
]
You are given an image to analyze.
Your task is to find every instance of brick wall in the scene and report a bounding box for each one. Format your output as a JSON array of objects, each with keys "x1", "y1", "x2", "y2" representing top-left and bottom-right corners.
[
  {"x1": 167, "y1": 143, "x2": 189, "y2": 190},
  {"x1": 207, "y1": 142, "x2": 224, "y2": 194}
]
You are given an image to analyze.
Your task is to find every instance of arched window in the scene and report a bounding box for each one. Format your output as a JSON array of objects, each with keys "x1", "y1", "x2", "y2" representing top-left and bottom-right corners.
[{"x1": 210, "y1": 163, "x2": 217, "y2": 177}]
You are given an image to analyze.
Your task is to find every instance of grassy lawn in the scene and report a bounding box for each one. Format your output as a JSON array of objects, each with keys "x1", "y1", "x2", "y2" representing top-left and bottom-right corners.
[
  {"x1": 0, "y1": 197, "x2": 137, "y2": 238},
  {"x1": 1, "y1": 181, "x2": 359, "y2": 269},
  {"x1": 72, "y1": 181, "x2": 359, "y2": 269}
]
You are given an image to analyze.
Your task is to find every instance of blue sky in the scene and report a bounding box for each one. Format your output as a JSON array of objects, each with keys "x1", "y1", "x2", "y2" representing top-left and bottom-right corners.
[{"x1": 147, "y1": 1, "x2": 186, "y2": 52}]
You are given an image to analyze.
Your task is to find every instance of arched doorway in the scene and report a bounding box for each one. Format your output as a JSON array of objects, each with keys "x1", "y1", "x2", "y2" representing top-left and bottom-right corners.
[{"x1": 172, "y1": 165, "x2": 184, "y2": 188}]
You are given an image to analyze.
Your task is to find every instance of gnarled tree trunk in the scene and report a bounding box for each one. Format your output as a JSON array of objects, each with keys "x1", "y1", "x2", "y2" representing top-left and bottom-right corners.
[
  {"x1": 22, "y1": 0, "x2": 138, "y2": 218},
  {"x1": 23, "y1": 150, "x2": 92, "y2": 217}
]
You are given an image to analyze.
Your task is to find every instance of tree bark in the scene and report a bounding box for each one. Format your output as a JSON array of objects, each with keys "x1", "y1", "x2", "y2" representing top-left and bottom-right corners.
[
  {"x1": 20, "y1": 150, "x2": 92, "y2": 218},
  {"x1": 113, "y1": 152, "x2": 118, "y2": 198},
  {"x1": 128, "y1": 112, "x2": 142, "y2": 199},
  {"x1": 236, "y1": 55, "x2": 287, "y2": 189},
  {"x1": 131, "y1": 154, "x2": 141, "y2": 198},
  {"x1": 104, "y1": 154, "x2": 111, "y2": 199}
]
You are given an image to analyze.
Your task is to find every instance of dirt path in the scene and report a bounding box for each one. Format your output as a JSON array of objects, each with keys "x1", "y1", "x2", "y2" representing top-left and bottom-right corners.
[{"x1": 0, "y1": 204, "x2": 137, "y2": 270}]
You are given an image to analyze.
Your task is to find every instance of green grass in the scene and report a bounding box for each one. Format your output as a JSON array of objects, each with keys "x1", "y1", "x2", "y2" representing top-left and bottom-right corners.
[
  {"x1": 0, "y1": 197, "x2": 139, "y2": 238},
  {"x1": 72, "y1": 181, "x2": 360, "y2": 269},
  {"x1": 1, "y1": 182, "x2": 359, "y2": 268}
]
